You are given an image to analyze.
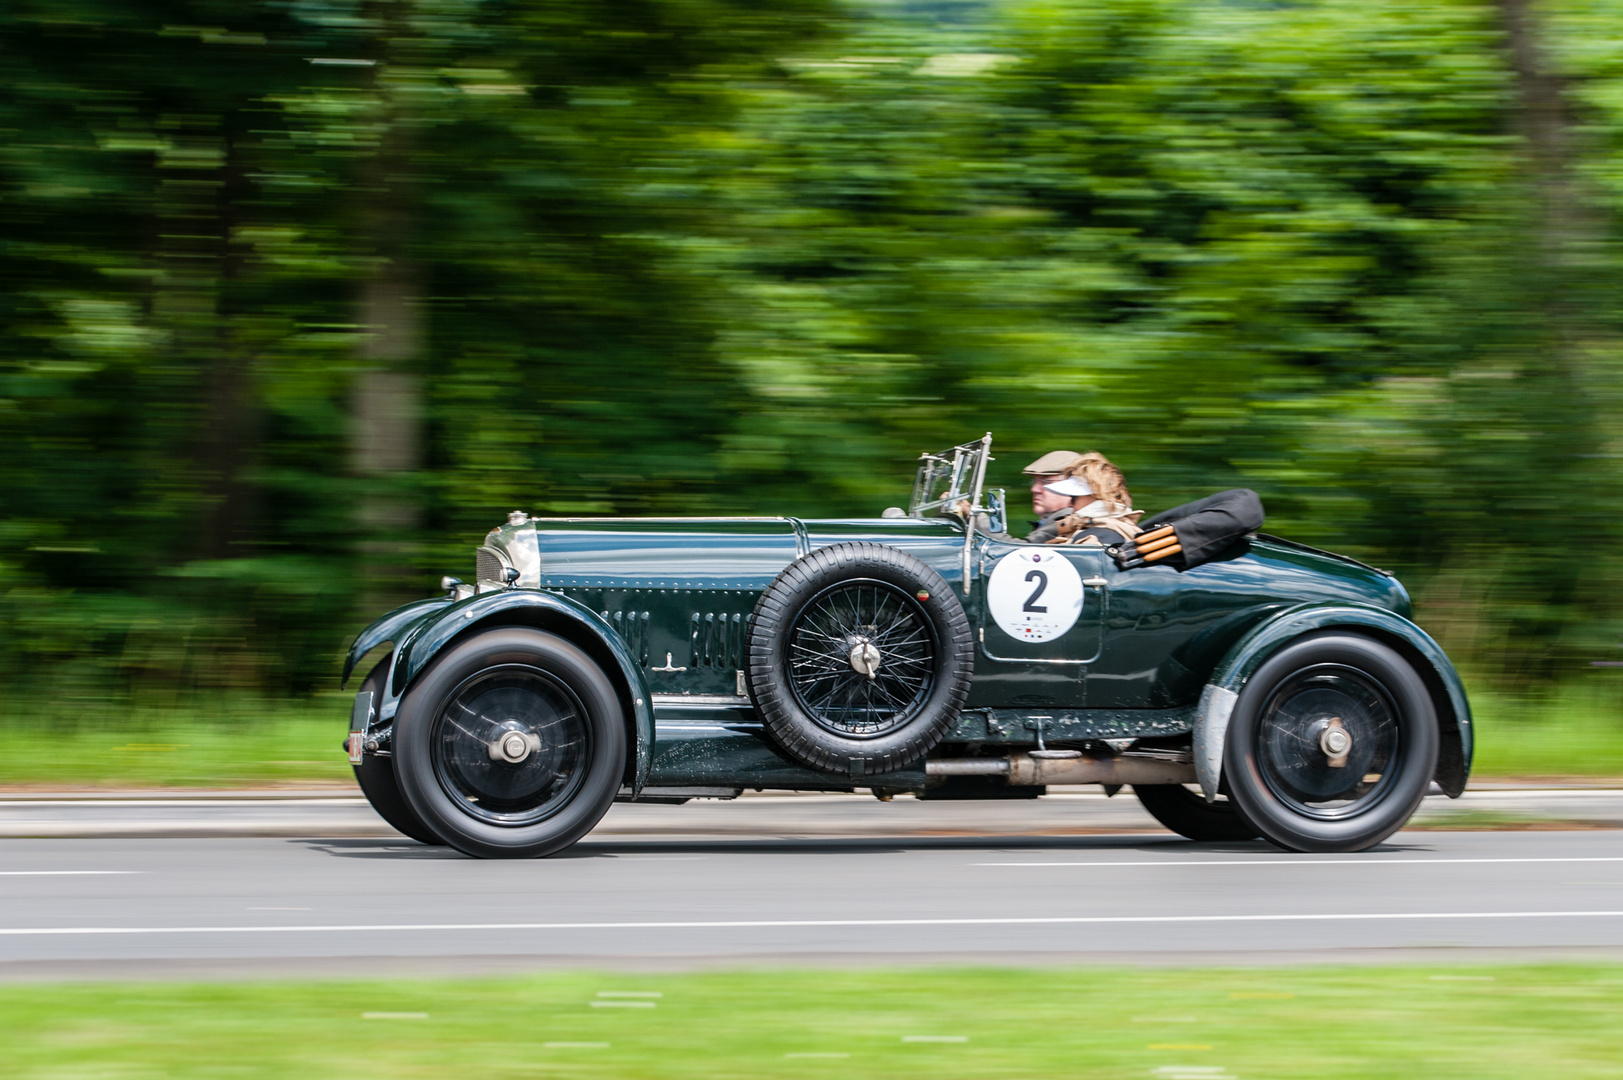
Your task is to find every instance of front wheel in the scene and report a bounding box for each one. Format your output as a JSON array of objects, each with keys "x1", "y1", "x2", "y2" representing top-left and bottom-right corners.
[
  {"x1": 1224, "y1": 631, "x2": 1438, "y2": 853},
  {"x1": 393, "y1": 628, "x2": 627, "y2": 859}
]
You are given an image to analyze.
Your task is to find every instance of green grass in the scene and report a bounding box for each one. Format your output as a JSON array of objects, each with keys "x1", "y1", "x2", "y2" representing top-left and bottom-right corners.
[
  {"x1": 1467, "y1": 675, "x2": 1623, "y2": 779},
  {"x1": 0, "y1": 693, "x2": 353, "y2": 787},
  {"x1": 0, "y1": 674, "x2": 1620, "y2": 787},
  {"x1": 3, "y1": 965, "x2": 1622, "y2": 1079}
]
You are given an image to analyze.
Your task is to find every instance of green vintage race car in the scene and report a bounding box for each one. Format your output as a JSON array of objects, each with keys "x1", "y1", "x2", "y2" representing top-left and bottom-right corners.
[{"x1": 343, "y1": 435, "x2": 1470, "y2": 859}]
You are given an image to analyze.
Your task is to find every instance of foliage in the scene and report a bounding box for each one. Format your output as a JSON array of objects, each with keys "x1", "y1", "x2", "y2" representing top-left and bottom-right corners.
[{"x1": 2, "y1": 0, "x2": 1622, "y2": 703}]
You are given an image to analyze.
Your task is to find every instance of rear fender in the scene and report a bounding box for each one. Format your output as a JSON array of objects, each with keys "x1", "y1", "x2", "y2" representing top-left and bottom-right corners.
[
  {"x1": 341, "y1": 598, "x2": 452, "y2": 688},
  {"x1": 1192, "y1": 602, "x2": 1472, "y2": 801},
  {"x1": 394, "y1": 590, "x2": 655, "y2": 793}
]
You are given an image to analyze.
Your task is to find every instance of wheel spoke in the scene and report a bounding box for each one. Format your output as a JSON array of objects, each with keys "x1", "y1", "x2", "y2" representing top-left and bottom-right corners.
[{"x1": 783, "y1": 580, "x2": 938, "y2": 737}]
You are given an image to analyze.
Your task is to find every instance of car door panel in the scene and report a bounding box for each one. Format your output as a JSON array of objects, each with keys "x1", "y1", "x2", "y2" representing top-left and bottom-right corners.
[{"x1": 965, "y1": 540, "x2": 1107, "y2": 708}]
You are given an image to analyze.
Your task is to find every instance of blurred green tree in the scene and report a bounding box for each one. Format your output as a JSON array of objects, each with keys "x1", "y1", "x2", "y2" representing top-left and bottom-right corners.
[{"x1": 1, "y1": 0, "x2": 1620, "y2": 708}]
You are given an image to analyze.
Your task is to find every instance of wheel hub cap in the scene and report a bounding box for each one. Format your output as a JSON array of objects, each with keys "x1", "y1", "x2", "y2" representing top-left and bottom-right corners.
[
  {"x1": 486, "y1": 720, "x2": 541, "y2": 764},
  {"x1": 848, "y1": 640, "x2": 882, "y2": 679},
  {"x1": 1319, "y1": 718, "x2": 1352, "y2": 764}
]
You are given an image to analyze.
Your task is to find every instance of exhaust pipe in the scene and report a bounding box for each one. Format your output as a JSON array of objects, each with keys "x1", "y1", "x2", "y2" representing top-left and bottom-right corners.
[{"x1": 926, "y1": 752, "x2": 1195, "y2": 787}]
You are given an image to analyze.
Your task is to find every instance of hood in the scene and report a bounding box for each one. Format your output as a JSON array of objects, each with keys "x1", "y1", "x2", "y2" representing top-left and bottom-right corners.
[{"x1": 531, "y1": 517, "x2": 804, "y2": 590}]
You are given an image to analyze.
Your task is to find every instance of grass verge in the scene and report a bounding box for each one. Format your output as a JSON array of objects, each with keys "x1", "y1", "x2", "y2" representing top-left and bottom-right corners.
[
  {"x1": 1467, "y1": 675, "x2": 1623, "y2": 779},
  {"x1": 3, "y1": 964, "x2": 1622, "y2": 1079},
  {"x1": 0, "y1": 693, "x2": 352, "y2": 787},
  {"x1": 1, "y1": 672, "x2": 1621, "y2": 787}
]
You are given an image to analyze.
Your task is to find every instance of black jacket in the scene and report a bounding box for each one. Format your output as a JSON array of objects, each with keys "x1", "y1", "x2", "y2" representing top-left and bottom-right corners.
[{"x1": 1141, "y1": 489, "x2": 1265, "y2": 569}]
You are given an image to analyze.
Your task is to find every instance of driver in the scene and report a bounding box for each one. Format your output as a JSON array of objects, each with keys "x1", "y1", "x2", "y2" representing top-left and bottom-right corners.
[
  {"x1": 1020, "y1": 450, "x2": 1087, "y2": 542},
  {"x1": 974, "y1": 450, "x2": 1143, "y2": 544}
]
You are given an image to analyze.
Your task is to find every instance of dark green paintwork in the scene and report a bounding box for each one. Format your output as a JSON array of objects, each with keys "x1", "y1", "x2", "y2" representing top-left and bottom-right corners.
[
  {"x1": 345, "y1": 510, "x2": 1468, "y2": 797},
  {"x1": 650, "y1": 700, "x2": 925, "y2": 790},
  {"x1": 341, "y1": 597, "x2": 449, "y2": 687}
]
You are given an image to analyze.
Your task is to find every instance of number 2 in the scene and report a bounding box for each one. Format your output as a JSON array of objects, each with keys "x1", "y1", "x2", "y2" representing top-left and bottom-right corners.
[{"x1": 1023, "y1": 569, "x2": 1049, "y2": 613}]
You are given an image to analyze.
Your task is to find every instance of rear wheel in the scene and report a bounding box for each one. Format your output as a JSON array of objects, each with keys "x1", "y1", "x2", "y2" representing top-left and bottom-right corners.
[
  {"x1": 1132, "y1": 784, "x2": 1260, "y2": 842},
  {"x1": 1224, "y1": 631, "x2": 1438, "y2": 853},
  {"x1": 350, "y1": 658, "x2": 443, "y2": 846},
  {"x1": 393, "y1": 628, "x2": 626, "y2": 859}
]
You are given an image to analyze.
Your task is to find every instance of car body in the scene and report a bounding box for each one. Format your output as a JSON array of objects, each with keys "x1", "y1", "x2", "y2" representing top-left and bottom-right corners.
[{"x1": 344, "y1": 436, "x2": 1471, "y2": 857}]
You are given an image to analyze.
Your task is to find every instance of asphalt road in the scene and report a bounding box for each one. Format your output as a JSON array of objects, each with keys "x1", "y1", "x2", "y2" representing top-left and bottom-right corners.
[{"x1": 3, "y1": 829, "x2": 1622, "y2": 980}]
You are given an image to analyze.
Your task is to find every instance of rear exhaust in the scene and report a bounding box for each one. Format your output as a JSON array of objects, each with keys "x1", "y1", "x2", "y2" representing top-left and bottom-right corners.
[{"x1": 926, "y1": 752, "x2": 1195, "y2": 787}]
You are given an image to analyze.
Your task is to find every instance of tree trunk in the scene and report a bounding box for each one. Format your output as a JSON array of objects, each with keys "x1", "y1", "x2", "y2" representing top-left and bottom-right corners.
[
  {"x1": 1498, "y1": 0, "x2": 1583, "y2": 274},
  {"x1": 352, "y1": 270, "x2": 424, "y2": 531},
  {"x1": 155, "y1": 115, "x2": 259, "y2": 562},
  {"x1": 352, "y1": 10, "x2": 426, "y2": 605}
]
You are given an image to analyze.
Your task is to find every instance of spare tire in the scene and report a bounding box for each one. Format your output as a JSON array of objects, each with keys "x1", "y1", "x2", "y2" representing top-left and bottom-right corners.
[{"x1": 747, "y1": 542, "x2": 973, "y2": 776}]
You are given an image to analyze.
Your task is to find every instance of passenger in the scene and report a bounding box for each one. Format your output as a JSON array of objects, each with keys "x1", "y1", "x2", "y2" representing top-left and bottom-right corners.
[
  {"x1": 1045, "y1": 452, "x2": 1144, "y2": 546},
  {"x1": 967, "y1": 449, "x2": 1141, "y2": 544}
]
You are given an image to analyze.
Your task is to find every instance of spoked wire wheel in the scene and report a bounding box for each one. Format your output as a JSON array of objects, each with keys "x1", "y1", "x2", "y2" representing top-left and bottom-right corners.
[
  {"x1": 749, "y1": 542, "x2": 974, "y2": 776},
  {"x1": 1254, "y1": 664, "x2": 1398, "y2": 820},
  {"x1": 787, "y1": 579, "x2": 939, "y2": 738},
  {"x1": 430, "y1": 663, "x2": 590, "y2": 827}
]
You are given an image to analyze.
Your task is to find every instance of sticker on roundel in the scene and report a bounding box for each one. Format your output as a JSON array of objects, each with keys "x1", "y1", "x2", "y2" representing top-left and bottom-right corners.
[{"x1": 986, "y1": 549, "x2": 1084, "y2": 644}]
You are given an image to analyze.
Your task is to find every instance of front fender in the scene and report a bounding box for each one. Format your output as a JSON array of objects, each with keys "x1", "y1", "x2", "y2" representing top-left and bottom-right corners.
[
  {"x1": 1192, "y1": 602, "x2": 1472, "y2": 801},
  {"x1": 341, "y1": 598, "x2": 452, "y2": 687},
  {"x1": 394, "y1": 589, "x2": 656, "y2": 793}
]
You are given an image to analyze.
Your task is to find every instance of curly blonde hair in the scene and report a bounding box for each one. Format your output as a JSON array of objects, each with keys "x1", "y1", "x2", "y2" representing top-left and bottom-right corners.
[{"x1": 1068, "y1": 452, "x2": 1131, "y2": 508}]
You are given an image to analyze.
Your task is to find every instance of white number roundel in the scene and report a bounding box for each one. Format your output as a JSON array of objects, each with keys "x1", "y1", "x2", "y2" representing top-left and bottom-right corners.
[{"x1": 987, "y1": 549, "x2": 1084, "y2": 644}]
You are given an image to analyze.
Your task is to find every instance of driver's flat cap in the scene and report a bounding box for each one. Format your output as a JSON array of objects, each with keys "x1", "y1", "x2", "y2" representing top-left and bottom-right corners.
[{"x1": 1022, "y1": 450, "x2": 1084, "y2": 476}]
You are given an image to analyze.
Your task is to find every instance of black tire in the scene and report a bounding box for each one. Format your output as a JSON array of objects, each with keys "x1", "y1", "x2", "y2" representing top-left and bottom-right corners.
[
  {"x1": 393, "y1": 628, "x2": 627, "y2": 859},
  {"x1": 1224, "y1": 631, "x2": 1438, "y2": 853},
  {"x1": 350, "y1": 658, "x2": 444, "y2": 846},
  {"x1": 1133, "y1": 784, "x2": 1260, "y2": 842},
  {"x1": 747, "y1": 542, "x2": 973, "y2": 776}
]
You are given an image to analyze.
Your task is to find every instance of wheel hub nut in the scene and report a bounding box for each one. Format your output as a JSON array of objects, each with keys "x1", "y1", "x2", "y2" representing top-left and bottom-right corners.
[
  {"x1": 848, "y1": 641, "x2": 882, "y2": 679},
  {"x1": 1319, "y1": 718, "x2": 1351, "y2": 766},
  {"x1": 488, "y1": 724, "x2": 539, "y2": 764}
]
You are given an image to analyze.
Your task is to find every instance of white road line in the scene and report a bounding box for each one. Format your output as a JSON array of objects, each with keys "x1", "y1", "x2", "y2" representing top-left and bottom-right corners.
[
  {"x1": 976, "y1": 856, "x2": 1623, "y2": 868},
  {"x1": 0, "y1": 871, "x2": 141, "y2": 876},
  {"x1": 1, "y1": 910, "x2": 1621, "y2": 936}
]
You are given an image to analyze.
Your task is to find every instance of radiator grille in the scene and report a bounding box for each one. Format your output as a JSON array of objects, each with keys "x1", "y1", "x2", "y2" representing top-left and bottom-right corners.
[{"x1": 475, "y1": 546, "x2": 506, "y2": 583}]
